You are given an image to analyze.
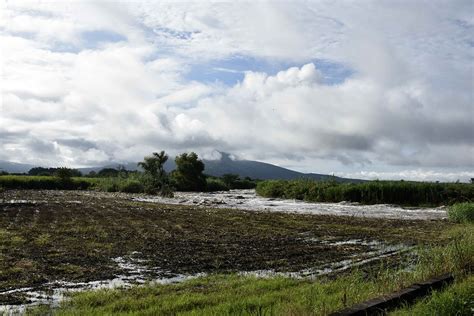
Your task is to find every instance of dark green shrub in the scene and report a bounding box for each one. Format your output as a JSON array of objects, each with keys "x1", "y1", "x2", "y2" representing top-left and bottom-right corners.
[
  {"x1": 206, "y1": 178, "x2": 229, "y2": 192},
  {"x1": 119, "y1": 180, "x2": 144, "y2": 193},
  {"x1": 29, "y1": 167, "x2": 82, "y2": 177},
  {"x1": 97, "y1": 168, "x2": 120, "y2": 177},
  {"x1": 171, "y1": 152, "x2": 206, "y2": 191},
  {"x1": 255, "y1": 180, "x2": 286, "y2": 198}
]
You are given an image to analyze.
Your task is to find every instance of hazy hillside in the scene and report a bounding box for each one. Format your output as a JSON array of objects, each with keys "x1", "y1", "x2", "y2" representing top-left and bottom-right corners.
[
  {"x1": 201, "y1": 153, "x2": 356, "y2": 182},
  {"x1": 0, "y1": 161, "x2": 36, "y2": 174}
]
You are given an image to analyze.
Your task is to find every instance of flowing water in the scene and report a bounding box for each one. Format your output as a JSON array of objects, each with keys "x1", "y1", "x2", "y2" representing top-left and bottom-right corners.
[{"x1": 134, "y1": 189, "x2": 447, "y2": 220}]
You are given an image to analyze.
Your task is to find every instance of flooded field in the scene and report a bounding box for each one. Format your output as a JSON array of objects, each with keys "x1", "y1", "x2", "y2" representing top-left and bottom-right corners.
[
  {"x1": 135, "y1": 189, "x2": 447, "y2": 220},
  {"x1": 0, "y1": 190, "x2": 451, "y2": 313}
]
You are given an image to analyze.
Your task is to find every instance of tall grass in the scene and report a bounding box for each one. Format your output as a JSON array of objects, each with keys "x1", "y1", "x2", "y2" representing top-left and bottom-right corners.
[
  {"x1": 0, "y1": 175, "x2": 91, "y2": 190},
  {"x1": 0, "y1": 175, "x2": 146, "y2": 193},
  {"x1": 448, "y1": 202, "x2": 474, "y2": 223},
  {"x1": 256, "y1": 179, "x2": 474, "y2": 206},
  {"x1": 86, "y1": 176, "x2": 144, "y2": 193},
  {"x1": 390, "y1": 275, "x2": 474, "y2": 315}
]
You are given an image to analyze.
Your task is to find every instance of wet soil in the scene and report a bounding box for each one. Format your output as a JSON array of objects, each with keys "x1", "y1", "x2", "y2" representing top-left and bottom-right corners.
[{"x1": 0, "y1": 190, "x2": 452, "y2": 305}]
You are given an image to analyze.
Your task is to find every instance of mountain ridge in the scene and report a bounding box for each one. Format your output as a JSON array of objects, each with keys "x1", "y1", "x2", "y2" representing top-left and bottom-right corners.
[{"x1": 0, "y1": 156, "x2": 362, "y2": 183}]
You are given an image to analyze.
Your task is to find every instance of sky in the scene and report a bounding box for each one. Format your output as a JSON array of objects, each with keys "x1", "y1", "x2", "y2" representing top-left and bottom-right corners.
[{"x1": 1, "y1": 0, "x2": 473, "y2": 182}]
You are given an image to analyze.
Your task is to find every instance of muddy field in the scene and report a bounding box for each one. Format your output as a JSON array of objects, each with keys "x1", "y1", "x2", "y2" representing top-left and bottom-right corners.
[{"x1": 0, "y1": 190, "x2": 452, "y2": 310}]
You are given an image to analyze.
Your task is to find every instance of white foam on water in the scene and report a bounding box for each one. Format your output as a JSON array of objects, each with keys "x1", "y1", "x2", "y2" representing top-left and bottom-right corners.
[
  {"x1": 134, "y1": 189, "x2": 447, "y2": 220},
  {"x1": 0, "y1": 256, "x2": 204, "y2": 315}
]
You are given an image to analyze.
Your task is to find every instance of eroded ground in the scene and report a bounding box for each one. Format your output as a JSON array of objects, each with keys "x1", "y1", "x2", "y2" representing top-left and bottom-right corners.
[{"x1": 0, "y1": 190, "x2": 452, "y2": 307}]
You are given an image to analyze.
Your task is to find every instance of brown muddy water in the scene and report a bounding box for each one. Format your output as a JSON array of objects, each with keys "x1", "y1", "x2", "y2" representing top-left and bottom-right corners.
[{"x1": 0, "y1": 190, "x2": 451, "y2": 314}]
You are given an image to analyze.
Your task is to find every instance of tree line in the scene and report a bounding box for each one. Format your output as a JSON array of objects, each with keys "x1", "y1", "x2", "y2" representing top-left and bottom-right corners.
[{"x1": 0, "y1": 151, "x2": 256, "y2": 194}]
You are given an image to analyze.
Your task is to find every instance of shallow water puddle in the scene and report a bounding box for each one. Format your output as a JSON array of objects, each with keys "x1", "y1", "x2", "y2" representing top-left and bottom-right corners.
[
  {"x1": 0, "y1": 256, "x2": 204, "y2": 315},
  {"x1": 241, "y1": 240, "x2": 411, "y2": 279},
  {"x1": 134, "y1": 189, "x2": 447, "y2": 220}
]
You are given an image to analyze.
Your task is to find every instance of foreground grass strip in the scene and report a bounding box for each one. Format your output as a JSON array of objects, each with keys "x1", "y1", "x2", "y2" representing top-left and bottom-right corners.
[
  {"x1": 331, "y1": 274, "x2": 454, "y2": 315},
  {"x1": 27, "y1": 274, "x2": 389, "y2": 316},
  {"x1": 390, "y1": 275, "x2": 474, "y2": 316},
  {"x1": 28, "y1": 224, "x2": 473, "y2": 315}
]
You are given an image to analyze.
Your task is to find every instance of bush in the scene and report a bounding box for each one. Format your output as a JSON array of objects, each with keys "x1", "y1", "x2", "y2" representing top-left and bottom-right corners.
[
  {"x1": 119, "y1": 180, "x2": 144, "y2": 193},
  {"x1": 448, "y1": 203, "x2": 474, "y2": 223},
  {"x1": 206, "y1": 178, "x2": 229, "y2": 192},
  {"x1": 29, "y1": 167, "x2": 82, "y2": 177},
  {"x1": 171, "y1": 152, "x2": 206, "y2": 192}
]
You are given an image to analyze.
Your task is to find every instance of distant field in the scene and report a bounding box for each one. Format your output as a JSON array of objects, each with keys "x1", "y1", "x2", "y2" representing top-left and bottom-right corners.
[{"x1": 256, "y1": 179, "x2": 474, "y2": 206}]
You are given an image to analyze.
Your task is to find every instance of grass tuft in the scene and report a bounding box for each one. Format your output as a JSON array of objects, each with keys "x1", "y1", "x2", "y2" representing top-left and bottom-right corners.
[
  {"x1": 390, "y1": 275, "x2": 474, "y2": 315},
  {"x1": 448, "y1": 202, "x2": 474, "y2": 223}
]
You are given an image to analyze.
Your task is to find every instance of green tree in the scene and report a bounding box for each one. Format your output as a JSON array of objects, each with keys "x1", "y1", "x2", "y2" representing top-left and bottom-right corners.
[
  {"x1": 97, "y1": 168, "x2": 120, "y2": 177},
  {"x1": 138, "y1": 151, "x2": 173, "y2": 196},
  {"x1": 222, "y1": 173, "x2": 239, "y2": 189},
  {"x1": 30, "y1": 167, "x2": 81, "y2": 177},
  {"x1": 171, "y1": 152, "x2": 206, "y2": 191},
  {"x1": 55, "y1": 167, "x2": 75, "y2": 184}
]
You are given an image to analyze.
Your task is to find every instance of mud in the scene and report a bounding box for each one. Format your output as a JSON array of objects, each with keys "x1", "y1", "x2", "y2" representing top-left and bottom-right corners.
[{"x1": 0, "y1": 190, "x2": 451, "y2": 312}]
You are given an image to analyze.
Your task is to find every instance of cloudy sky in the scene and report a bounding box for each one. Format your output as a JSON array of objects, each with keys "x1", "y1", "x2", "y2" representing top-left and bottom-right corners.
[{"x1": 1, "y1": 0, "x2": 473, "y2": 181}]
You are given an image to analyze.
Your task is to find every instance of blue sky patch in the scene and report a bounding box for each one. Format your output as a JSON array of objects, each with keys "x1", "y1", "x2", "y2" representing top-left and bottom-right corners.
[
  {"x1": 153, "y1": 27, "x2": 197, "y2": 40},
  {"x1": 81, "y1": 30, "x2": 127, "y2": 49},
  {"x1": 185, "y1": 55, "x2": 353, "y2": 86}
]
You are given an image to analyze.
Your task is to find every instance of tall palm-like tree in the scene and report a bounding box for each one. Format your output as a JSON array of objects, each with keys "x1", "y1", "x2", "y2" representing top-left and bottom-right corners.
[{"x1": 138, "y1": 151, "x2": 171, "y2": 195}]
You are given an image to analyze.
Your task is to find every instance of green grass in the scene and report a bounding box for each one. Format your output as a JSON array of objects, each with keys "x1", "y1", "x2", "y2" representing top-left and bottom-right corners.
[
  {"x1": 0, "y1": 175, "x2": 92, "y2": 190},
  {"x1": 86, "y1": 176, "x2": 144, "y2": 193},
  {"x1": 256, "y1": 179, "x2": 474, "y2": 206},
  {"x1": 27, "y1": 224, "x2": 473, "y2": 315},
  {"x1": 390, "y1": 275, "x2": 474, "y2": 315},
  {"x1": 448, "y1": 202, "x2": 474, "y2": 223},
  {"x1": 0, "y1": 175, "x2": 252, "y2": 193},
  {"x1": 0, "y1": 175, "x2": 150, "y2": 194}
]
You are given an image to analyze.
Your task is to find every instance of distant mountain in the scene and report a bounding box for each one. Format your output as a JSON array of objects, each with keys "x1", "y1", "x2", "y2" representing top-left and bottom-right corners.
[
  {"x1": 201, "y1": 153, "x2": 359, "y2": 182},
  {"x1": 0, "y1": 154, "x2": 362, "y2": 183},
  {"x1": 78, "y1": 162, "x2": 143, "y2": 175},
  {"x1": 0, "y1": 160, "x2": 37, "y2": 174}
]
